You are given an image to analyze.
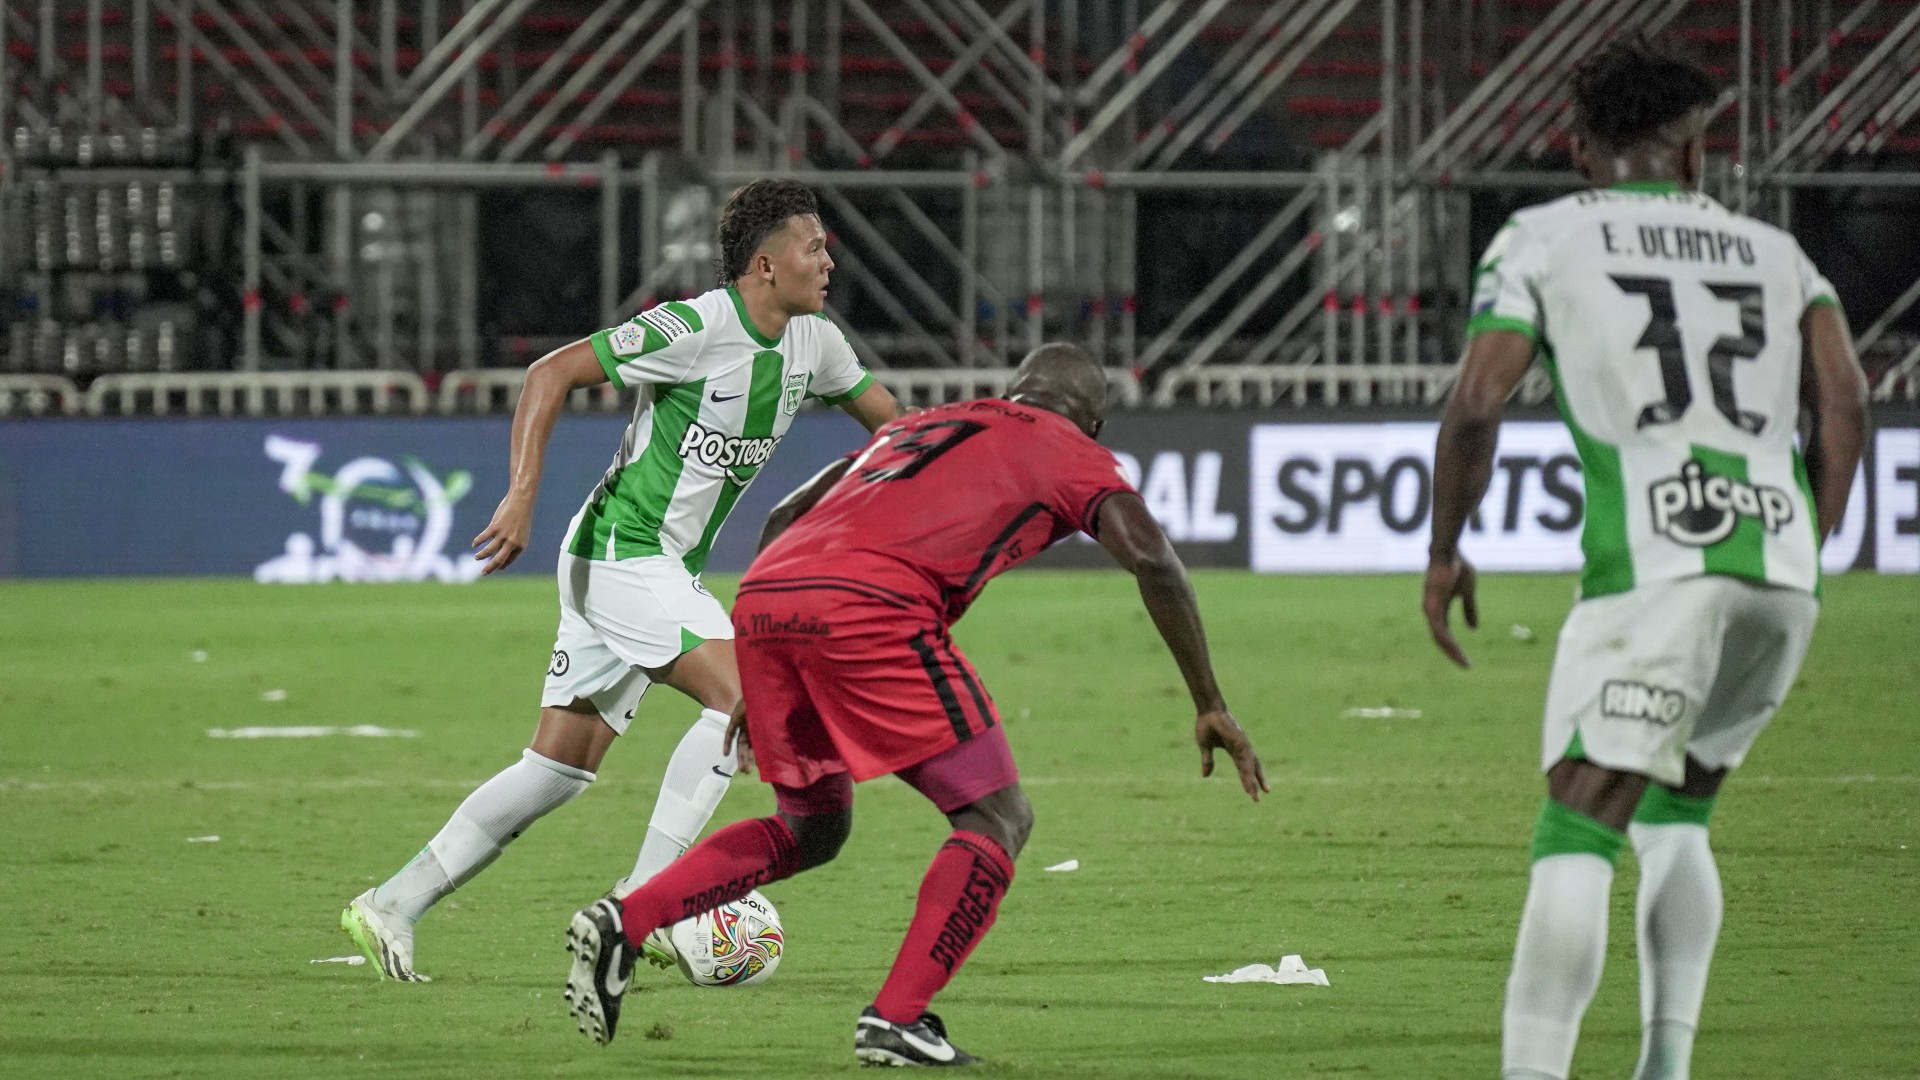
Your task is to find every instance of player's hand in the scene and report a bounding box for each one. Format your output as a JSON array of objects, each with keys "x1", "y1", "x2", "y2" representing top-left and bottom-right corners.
[
  {"x1": 472, "y1": 491, "x2": 535, "y2": 575},
  {"x1": 1423, "y1": 555, "x2": 1479, "y2": 669},
  {"x1": 1195, "y1": 709, "x2": 1268, "y2": 802},
  {"x1": 723, "y1": 701, "x2": 755, "y2": 775}
]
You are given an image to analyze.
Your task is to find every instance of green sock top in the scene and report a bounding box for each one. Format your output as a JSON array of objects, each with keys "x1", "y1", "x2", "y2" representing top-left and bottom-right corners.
[{"x1": 1530, "y1": 798, "x2": 1627, "y2": 865}]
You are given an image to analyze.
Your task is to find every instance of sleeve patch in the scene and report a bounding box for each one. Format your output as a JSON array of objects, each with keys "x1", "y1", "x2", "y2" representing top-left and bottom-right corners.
[
  {"x1": 638, "y1": 306, "x2": 695, "y2": 344},
  {"x1": 607, "y1": 321, "x2": 649, "y2": 356}
]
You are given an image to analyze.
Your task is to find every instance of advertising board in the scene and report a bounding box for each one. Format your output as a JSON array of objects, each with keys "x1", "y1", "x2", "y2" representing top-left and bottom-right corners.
[{"x1": 0, "y1": 410, "x2": 1913, "y2": 578}]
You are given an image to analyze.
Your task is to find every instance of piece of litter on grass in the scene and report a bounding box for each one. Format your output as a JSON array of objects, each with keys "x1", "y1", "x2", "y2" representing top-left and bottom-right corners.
[
  {"x1": 1510, "y1": 624, "x2": 1536, "y2": 642},
  {"x1": 1044, "y1": 859, "x2": 1080, "y2": 873},
  {"x1": 260, "y1": 688, "x2": 289, "y2": 702},
  {"x1": 310, "y1": 955, "x2": 367, "y2": 966},
  {"x1": 207, "y1": 725, "x2": 419, "y2": 739},
  {"x1": 185, "y1": 835, "x2": 220, "y2": 843},
  {"x1": 190, "y1": 650, "x2": 209, "y2": 663},
  {"x1": 1341, "y1": 707, "x2": 1423, "y2": 720},
  {"x1": 1204, "y1": 954, "x2": 1329, "y2": 986}
]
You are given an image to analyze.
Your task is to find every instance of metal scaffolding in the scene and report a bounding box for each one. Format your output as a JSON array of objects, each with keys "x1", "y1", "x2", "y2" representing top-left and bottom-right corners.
[{"x1": 2, "y1": 0, "x2": 1918, "y2": 411}]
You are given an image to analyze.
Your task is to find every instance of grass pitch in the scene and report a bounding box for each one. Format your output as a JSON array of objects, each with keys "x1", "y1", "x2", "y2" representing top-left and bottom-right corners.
[{"x1": 1, "y1": 571, "x2": 1914, "y2": 1079}]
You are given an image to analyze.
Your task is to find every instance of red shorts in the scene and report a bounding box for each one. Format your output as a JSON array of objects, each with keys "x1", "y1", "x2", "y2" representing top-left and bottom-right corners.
[{"x1": 731, "y1": 579, "x2": 1013, "y2": 806}]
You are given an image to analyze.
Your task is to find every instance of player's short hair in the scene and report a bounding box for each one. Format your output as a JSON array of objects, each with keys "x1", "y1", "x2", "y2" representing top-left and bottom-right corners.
[
  {"x1": 1015, "y1": 342, "x2": 1107, "y2": 405},
  {"x1": 717, "y1": 179, "x2": 821, "y2": 284},
  {"x1": 1571, "y1": 35, "x2": 1719, "y2": 151}
]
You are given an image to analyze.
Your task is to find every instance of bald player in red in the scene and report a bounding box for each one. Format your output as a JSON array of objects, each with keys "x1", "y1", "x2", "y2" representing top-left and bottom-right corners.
[{"x1": 562, "y1": 343, "x2": 1268, "y2": 1065}]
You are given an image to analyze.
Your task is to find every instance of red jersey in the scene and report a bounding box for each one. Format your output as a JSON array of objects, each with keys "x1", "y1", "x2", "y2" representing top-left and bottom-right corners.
[{"x1": 746, "y1": 399, "x2": 1134, "y2": 625}]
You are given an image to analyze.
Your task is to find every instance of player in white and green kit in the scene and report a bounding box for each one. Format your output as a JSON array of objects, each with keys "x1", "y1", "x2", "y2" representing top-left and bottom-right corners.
[
  {"x1": 1422, "y1": 39, "x2": 1869, "y2": 1080},
  {"x1": 341, "y1": 179, "x2": 902, "y2": 981}
]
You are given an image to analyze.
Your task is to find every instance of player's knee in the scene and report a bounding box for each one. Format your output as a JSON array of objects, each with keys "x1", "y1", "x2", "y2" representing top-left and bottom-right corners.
[
  {"x1": 1000, "y1": 794, "x2": 1035, "y2": 856},
  {"x1": 954, "y1": 786, "x2": 1033, "y2": 859},
  {"x1": 785, "y1": 810, "x2": 851, "y2": 870}
]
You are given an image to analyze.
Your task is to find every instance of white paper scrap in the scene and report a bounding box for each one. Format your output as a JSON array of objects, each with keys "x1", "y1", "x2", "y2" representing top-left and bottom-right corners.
[
  {"x1": 260, "y1": 689, "x2": 289, "y2": 702},
  {"x1": 190, "y1": 650, "x2": 209, "y2": 663},
  {"x1": 1203, "y1": 954, "x2": 1330, "y2": 986},
  {"x1": 1341, "y1": 707, "x2": 1423, "y2": 720},
  {"x1": 185, "y1": 835, "x2": 221, "y2": 843},
  {"x1": 310, "y1": 955, "x2": 367, "y2": 966},
  {"x1": 1510, "y1": 624, "x2": 1537, "y2": 642},
  {"x1": 207, "y1": 725, "x2": 419, "y2": 739},
  {"x1": 1044, "y1": 859, "x2": 1080, "y2": 872}
]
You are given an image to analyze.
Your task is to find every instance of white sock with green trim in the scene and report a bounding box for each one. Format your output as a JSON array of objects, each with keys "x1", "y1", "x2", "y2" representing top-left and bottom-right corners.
[
  {"x1": 1628, "y1": 822, "x2": 1721, "y2": 1080},
  {"x1": 1503, "y1": 854, "x2": 1615, "y2": 1080},
  {"x1": 616, "y1": 708, "x2": 735, "y2": 895},
  {"x1": 371, "y1": 749, "x2": 594, "y2": 923}
]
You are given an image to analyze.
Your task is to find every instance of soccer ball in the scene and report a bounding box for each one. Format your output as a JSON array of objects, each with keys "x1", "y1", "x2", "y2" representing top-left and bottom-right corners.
[{"x1": 667, "y1": 889, "x2": 784, "y2": 987}]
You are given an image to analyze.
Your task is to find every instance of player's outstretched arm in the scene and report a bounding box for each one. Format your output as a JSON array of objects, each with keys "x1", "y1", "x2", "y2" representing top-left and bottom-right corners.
[
  {"x1": 1799, "y1": 303, "x2": 1870, "y2": 540},
  {"x1": 839, "y1": 381, "x2": 907, "y2": 432},
  {"x1": 1426, "y1": 329, "x2": 1533, "y2": 668},
  {"x1": 472, "y1": 339, "x2": 609, "y2": 574},
  {"x1": 1093, "y1": 492, "x2": 1267, "y2": 802},
  {"x1": 757, "y1": 457, "x2": 854, "y2": 552}
]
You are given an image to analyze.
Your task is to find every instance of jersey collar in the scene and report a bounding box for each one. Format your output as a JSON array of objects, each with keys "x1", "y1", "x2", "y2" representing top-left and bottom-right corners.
[
  {"x1": 1607, "y1": 180, "x2": 1685, "y2": 194},
  {"x1": 726, "y1": 284, "x2": 784, "y2": 348}
]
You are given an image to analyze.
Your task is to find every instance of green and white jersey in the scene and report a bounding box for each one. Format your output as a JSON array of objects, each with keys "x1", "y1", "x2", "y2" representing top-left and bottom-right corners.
[
  {"x1": 1469, "y1": 182, "x2": 1839, "y2": 599},
  {"x1": 567, "y1": 285, "x2": 874, "y2": 573}
]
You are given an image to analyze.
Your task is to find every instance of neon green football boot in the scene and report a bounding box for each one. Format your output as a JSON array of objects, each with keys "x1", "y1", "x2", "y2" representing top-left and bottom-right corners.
[{"x1": 341, "y1": 890, "x2": 430, "y2": 983}]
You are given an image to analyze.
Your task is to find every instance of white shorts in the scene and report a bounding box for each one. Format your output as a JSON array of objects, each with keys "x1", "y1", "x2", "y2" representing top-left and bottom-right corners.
[
  {"x1": 1541, "y1": 575, "x2": 1818, "y2": 788},
  {"x1": 541, "y1": 552, "x2": 735, "y2": 734}
]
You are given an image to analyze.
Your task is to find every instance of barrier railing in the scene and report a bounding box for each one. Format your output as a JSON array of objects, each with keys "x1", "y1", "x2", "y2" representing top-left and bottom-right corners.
[
  {"x1": 876, "y1": 368, "x2": 1143, "y2": 409},
  {"x1": 436, "y1": 369, "x2": 628, "y2": 415},
  {"x1": 83, "y1": 370, "x2": 431, "y2": 417},
  {"x1": 12, "y1": 367, "x2": 1159, "y2": 417},
  {"x1": 0, "y1": 374, "x2": 81, "y2": 417}
]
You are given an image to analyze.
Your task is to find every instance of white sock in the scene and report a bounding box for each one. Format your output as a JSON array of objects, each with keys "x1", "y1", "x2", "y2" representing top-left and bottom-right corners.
[
  {"x1": 372, "y1": 749, "x2": 594, "y2": 923},
  {"x1": 1628, "y1": 823, "x2": 1721, "y2": 1080},
  {"x1": 615, "y1": 709, "x2": 735, "y2": 895},
  {"x1": 1502, "y1": 854, "x2": 1615, "y2": 1080}
]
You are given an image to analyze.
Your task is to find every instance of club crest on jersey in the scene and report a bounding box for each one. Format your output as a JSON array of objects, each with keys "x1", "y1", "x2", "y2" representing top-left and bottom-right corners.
[
  {"x1": 1600, "y1": 680, "x2": 1687, "y2": 726},
  {"x1": 678, "y1": 420, "x2": 778, "y2": 485},
  {"x1": 782, "y1": 373, "x2": 808, "y2": 415},
  {"x1": 1647, "y1": 461, "x2": 1794, "y2": 547}
]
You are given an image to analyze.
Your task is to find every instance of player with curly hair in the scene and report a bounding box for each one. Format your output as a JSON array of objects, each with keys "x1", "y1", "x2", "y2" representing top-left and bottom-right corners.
[
  {"x1": 339, "y1": 178, "x2": 904, "y2": 983},
  {"x1": 1424, "y1": 36, "x2": 1869, "y2": 1080}
]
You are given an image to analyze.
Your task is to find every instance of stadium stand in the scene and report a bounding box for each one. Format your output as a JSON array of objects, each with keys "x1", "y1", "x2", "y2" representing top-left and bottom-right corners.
[{"x1": 3, "y1": 0, "x2": 1918, "y2": 412}]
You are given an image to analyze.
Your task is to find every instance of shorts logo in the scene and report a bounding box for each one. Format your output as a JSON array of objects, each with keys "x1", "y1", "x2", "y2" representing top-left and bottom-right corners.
[
  {"x1": 677, "y1": 420, "x2": 779, "y2": 484},
  {"x1": 781, "y1": 373, "x2": 808, "y2": 416},
  {"x1": 1600, "y1": 679, "x2": 1687, "y2": 726},
  {"x1": 1648, "y1": 461, "x2": 1795, "y2": 547},
  {"x1": 548, "y1": 649, "x2": 570, "y2": 677},
  {"x1": 691, "y1": 577, "x2": 713, "y2": 598}
]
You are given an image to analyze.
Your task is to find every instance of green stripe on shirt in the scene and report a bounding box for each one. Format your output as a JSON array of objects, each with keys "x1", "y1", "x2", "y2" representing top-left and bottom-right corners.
[
  {"x1": 611, "y1": 379, "x2": 706, "y2": 559},
  {"x1": 681, "y1": 351, "x2": 786, "y2": 573},
  {"x1": 1541, "y1": 344, "x2": 1634, "y2": 598},
  {"x1": 1691, "y1": 445, "x2": 1767, "y2": 582}
]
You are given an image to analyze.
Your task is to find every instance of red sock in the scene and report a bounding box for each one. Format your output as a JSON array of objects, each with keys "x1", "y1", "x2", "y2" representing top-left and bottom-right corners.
[
  {"x1": 872, "y1": 831, "x2": 1015, "y2": 1025},
  {"x1": 618, "y1": 816, "x2": 800, "y2": 946}
]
